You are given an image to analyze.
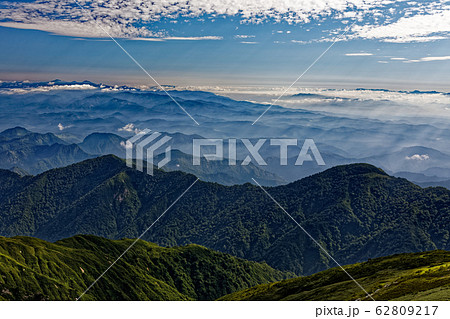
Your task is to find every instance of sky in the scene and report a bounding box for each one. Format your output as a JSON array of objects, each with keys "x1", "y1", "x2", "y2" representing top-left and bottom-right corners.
[{"x1": 0, "y1": 0, "x2": 449, "y2": 90}]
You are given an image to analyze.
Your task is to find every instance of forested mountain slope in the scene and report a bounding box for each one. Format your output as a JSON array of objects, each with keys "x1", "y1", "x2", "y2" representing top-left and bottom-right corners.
[
  {"x1": 0, "y1": 235, "x2": 289, "y2": 301},
  {"x1": 0, "y1": 155, "x2": 449, "y2": 274}
]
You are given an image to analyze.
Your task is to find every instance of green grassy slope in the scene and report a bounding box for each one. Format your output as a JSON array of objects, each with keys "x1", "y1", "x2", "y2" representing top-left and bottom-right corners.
[
  {"x1": 219, "y1": 250, "x2": 450, "y2": 301},
  {"x1": 0, "y1": 235, "x2": 290, "y2": 301}
]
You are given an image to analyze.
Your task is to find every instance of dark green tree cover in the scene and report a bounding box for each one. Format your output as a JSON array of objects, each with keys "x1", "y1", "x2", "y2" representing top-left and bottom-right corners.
[
  {"x1": 0, "y1": 155, "x2": 449, "y2": 275},
  {"x1": 0, "y1": 235, "x2": 289, "y2": 301},
  {"x1": 155, "y1": 149, "x2": 285, "y2": 186},
  {"x1": 220, "y1": 250, "x2": 450, "y2": 301}
]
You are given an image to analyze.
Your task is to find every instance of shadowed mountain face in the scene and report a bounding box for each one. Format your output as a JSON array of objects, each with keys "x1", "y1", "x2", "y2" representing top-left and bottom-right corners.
[
  {"x1": 0, "y1": 235, "x2": 289, "y2": 301},
  {"x1": 155, "y1": 149, "x2": 286, "y2": 186},
  {"x1": 0, "y1": 155, "x2": 448, "y2": 275}
]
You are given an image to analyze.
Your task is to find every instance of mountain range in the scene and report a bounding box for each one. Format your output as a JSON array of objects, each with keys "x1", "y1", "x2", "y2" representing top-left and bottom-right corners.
[
  {"x1": 1, "y1": 126, "x2": 449, "y2": 189},
  {"x1": 0, "y1": 155, "x2": 448, "y2": 275},
  {"x1": 0, "y1": 81, "x2": 449, "y2": 301},
  {"x1": 0, "y1": 127, "x2": 284, "y2": 185},
  {"x1": 1, "y1": 81, "x2": 449, "y2": 186}
]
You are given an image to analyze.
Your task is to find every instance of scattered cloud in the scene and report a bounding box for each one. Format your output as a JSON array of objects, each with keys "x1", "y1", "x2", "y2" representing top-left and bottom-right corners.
[
  {"x1": 291, "y1": 40, "x2": 309, "y2": 44},
  {"x1": 200, "y1": 86, "x2": 450, "y2": 121},
  {"x1": 405, "y1": 154, "x2": 430, "y2": 161},
  {"x1": 420, "y1": 56, "x2": 450, "y2": 62},
  {"x1": 345, "y1": 53, "x2": 373, "y2": 56},
  {"x1": 352, "y1": 10, "x2": 450, "y2": 43},
  {"x1": 130, "y1": 36, "x2": 222, "y2": 41},
  {"x1": 118, "y1": 123, "x2": 137, "y2": 133},
  {"x1": 57, "y1": 123, "x2": 73, "y2": 131},
  {"x1": 0, "y1": 0, "x2": 449, "y2": 44},
  {"x1": 234, "y1": 35, "x2": 255, "y2": 39},
  {"x1": 0, "y1": 84, "x2": 97, "y2": 94},
  {"x1": 402, "y1": 56, "x2": 450, "y2": 63},
  {"x1": 164, "y1": 36, "x2": 223, "y2": 41},
  {"x1": 240, "y1": 41, "x2": 258, "y2": 44}
]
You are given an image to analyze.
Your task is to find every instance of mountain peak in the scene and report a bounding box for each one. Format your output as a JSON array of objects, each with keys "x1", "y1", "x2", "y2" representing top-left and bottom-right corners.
[
  {"x1": 0, "y1": 126, "x2": 31, "y2": 138},
  {"x1": 325, "y1": 163, "x2": 388, "y2": 176}
]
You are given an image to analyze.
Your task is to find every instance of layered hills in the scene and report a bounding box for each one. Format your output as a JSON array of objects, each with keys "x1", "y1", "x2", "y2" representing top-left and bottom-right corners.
[{"x1": 0, "y1": 155, "x2": 448, "y2": 275}]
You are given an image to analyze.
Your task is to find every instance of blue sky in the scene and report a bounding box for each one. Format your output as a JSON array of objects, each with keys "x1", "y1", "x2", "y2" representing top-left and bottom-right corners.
[{"x1": 0, "y1": 0, "x2": 449, "y2": 89}]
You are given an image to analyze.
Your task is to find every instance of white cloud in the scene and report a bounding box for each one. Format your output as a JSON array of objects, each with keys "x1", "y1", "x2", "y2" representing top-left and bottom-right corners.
[
  {"x1": 420, "y1": 56, "x2": 450, "y2": 62},
  {"x1": 345, "y1": 53, "x2": 373, "y2": 56},
  {"x1": 130, "y1": 36, "x2": 222, "y2": 41},
  {"x1": 234, "y1": 35, "x2": 256, "y2": 39},
  {"x1": 0, "y1": 84, "x2": 97, "y2": 94},
  {"x1": 291, "y1": 40, "x2": 309, "y2": 44},
  {"x1": 0, "y1": 0, "x2": 449, "y2": 44},
  {"x1": 405, "y1": 154, "x2": 430, "y2": 161},
  {"x1": 352, "y1": 10, "x2": 450, "y2": 43},
  {"x1": 118, "y1": 123, "x2": 136, "y2": 132},
  {"x1": 57, "y1": 123, "x2": 73, "y2": 130},
  {"x1": 199, "y1": 86, "x2": 450, "y2": 121},
  {"x1": 129, "y1": 38, "x2": 165, "y2": 42},
  {"x1": 1, "y1": 0, "x2": 373, "y2": 38},
  {"x1": 164, "y1": 36, "x2": 223, "y2": 41},
  {"x1": 241, "y1": 41, "x2": 258, "y2": 44},
  {"x1": 402, "y1": 56, "x2": 450, "y2": 63}
]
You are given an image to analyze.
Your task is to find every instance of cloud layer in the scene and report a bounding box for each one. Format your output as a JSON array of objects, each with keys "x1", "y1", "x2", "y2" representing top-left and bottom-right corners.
[{"x1": 0, "y1": 0, "x2": 449, "y2": 43}]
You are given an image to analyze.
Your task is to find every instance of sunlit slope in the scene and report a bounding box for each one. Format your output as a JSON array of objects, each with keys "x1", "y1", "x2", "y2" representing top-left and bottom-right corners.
[{"x1": 219, "y1": 250, "x2": 450, "y2": 301}]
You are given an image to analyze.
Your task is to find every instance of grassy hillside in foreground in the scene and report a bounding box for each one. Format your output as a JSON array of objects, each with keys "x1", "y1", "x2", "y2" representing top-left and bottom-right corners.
[
  {"x1": 219, "y1": 250, "x2": 450, "y2": 301},
  {"x1": 0, "y1": 235, "x2": 290, "y2": 301}
]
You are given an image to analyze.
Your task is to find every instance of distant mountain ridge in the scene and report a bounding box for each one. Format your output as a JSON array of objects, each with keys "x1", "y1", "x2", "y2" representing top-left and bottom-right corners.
[
  {"x1": 0, "y1": 127, "x2": 285, "y2": 185},
  {"x1": 0, "y1": 127, "x2": 93, "y2": 174},
  {"x1": 0, "y1": 155, "x2": 448, "y2": 275},
  {"x1": 0, "y1": 81, "x2": 449, "y2": 187}
]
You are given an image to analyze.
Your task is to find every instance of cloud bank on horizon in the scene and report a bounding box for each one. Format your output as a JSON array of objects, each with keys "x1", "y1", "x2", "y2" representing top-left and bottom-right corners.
[
  {"x1": 0, "y1": 0, "x2": 449, "y2": 43},
  {"x1": 1, "y1": 80, "x2": 449, "y2": 124}
]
